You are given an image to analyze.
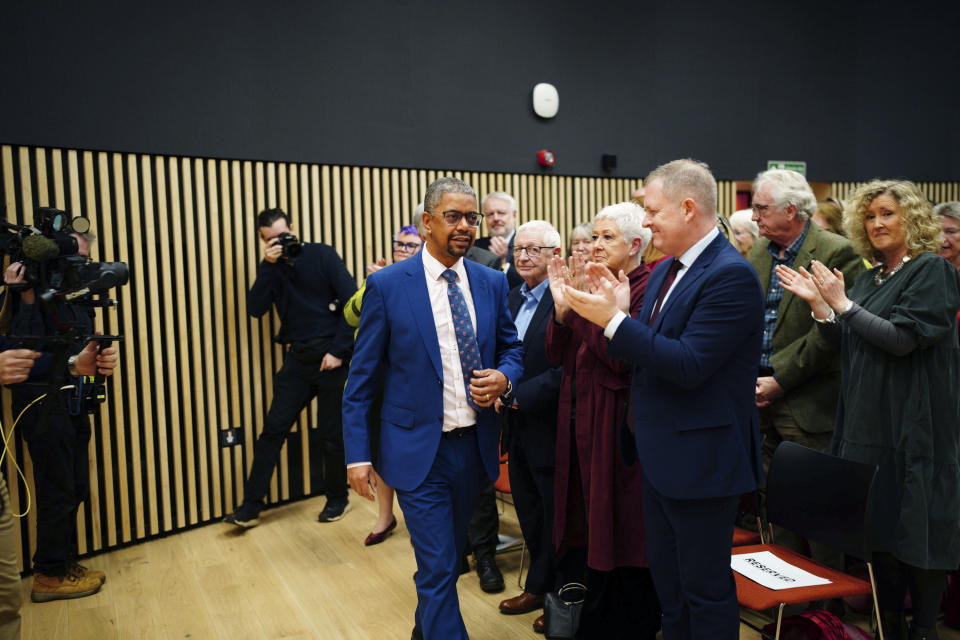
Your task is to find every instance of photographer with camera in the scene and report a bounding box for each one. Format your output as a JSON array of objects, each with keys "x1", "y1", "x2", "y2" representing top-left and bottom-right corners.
[
  {"x1": 2, "y1": 227, "x2": 119, "y2": 604},
  {"x1": 225, "y1": 208, "x2": 357, "y2": 528}
]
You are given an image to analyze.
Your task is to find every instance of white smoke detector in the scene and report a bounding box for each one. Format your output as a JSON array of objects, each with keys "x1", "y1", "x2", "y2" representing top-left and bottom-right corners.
[{"x1": 532, "y1": 83, "x2": 559, "y2": 119}]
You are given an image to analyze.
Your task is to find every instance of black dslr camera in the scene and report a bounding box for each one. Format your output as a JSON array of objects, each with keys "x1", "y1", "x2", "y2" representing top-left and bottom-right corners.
[{"x1": 275, "y1": 232, "x2": 303, "y2": 264}]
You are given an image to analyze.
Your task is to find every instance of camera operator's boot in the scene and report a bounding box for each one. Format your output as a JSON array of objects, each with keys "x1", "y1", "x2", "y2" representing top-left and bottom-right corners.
[
  {"x1": 70, "y1": 561, "x2": 106, "y2": 585},
  {"x1": 32, "y1": 570, "x2": 102, "y2": 602}
]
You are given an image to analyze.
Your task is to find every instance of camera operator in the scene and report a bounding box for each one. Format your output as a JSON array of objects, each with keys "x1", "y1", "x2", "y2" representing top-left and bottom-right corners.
[
  {"x1": 225, "y1": 208, "x2": 357, "y2": 528},
  {"x1": 2, "y1": 230, "x2": 118, "y2": 604}
]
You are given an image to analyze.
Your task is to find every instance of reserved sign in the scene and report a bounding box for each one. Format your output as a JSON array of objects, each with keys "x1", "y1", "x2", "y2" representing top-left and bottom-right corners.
[{"x1": 731, "y1": 551, "x2": 832, "y2": 591}]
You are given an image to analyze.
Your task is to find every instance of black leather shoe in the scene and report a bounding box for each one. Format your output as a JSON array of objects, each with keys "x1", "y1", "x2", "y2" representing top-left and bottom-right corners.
[
  {"x1": 411, "y1": 626, "x2": 423, "y2": 640},
  {"x1": 908, "y1": 624, "x2": 938, "y2": 640},
  {"x1": 476, "y1": 554, "x2": 505, "y2": 593}
]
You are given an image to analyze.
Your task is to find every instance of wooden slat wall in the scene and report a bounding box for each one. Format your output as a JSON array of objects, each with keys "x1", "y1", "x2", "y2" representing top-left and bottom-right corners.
[
  {"x1": 3, "y1": 145, "x2": 956, "y2": 571},
  {"x1": 717, "y1": 180, "x2": 738, "y2": 218},
  {"x1": 0, "y1": 145, "x2": 645, "y2": 570},
  {"x1": 830, "y1": 181, "x2": 960, "y2": 204}
]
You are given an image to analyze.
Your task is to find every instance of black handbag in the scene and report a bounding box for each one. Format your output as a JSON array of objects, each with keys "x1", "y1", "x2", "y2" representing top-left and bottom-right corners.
[{"x1": 543, "y1": 582, "x2": 586, "y2": 639}]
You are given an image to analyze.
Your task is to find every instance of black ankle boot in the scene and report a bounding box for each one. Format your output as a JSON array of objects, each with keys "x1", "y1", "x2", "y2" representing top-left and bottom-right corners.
[
  {"x1": 878, "y1": 610, "x2": 906, "y2": 640},
  {"x1": 908, "y1": 624, "x2": 939, "y2": 640}
]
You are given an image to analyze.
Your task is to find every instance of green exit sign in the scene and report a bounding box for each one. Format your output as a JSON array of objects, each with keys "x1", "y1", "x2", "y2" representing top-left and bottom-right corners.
[{"x1": 767, "y1": 160, "x2": 807, "y2": 176}]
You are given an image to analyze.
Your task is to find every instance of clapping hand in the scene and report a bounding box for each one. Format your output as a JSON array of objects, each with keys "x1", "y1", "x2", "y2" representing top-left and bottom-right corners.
[
  {"x1": 776, "y1": 261, "x2": 849, "y2": 320},
  {"x1": 808, "y1": 260, "x2": 850, "y2": 312},
  {"x1": 584, "y1": 262, "x2": 630, "y2": 314},
  {"x1": 547, "y1": 255, "x2": 573, "y2": 322},
  {"x1": 564, "y1": 264, "x2": 622, "y2": 329},
  {"x1": 366, "y1": 258, "x2": 387, "y2": 274},
  {"x1": 567, "y1": 252, "x2": 588, "y2": 292},
  {"x1": 489, "y1": 236, "x2": 509, "y2": 261}
]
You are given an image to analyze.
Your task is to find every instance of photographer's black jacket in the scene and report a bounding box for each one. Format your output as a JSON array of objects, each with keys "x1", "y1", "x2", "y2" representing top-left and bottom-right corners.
[{"x1": 247, "y1": 242, "x2": 357, "y2": 359}]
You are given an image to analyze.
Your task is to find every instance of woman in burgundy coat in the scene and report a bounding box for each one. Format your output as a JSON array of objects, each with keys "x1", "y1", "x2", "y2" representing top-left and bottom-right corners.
[{"x1": 546, "y1": 202, "x2": 661, "y2": 639}]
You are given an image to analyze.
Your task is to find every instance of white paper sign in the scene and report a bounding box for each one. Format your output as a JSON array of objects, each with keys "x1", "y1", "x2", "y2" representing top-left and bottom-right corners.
[{"x1": 731, "y1": 551, "x2": 832, "y2": 591}]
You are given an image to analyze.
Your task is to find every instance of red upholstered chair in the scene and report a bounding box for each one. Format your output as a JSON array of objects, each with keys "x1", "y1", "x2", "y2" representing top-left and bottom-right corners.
[
  {"x1": 493, "y1": 447, "x2": 527, "y2": 587},
  {"x1": 494, "y1": 448, "x2": 511, "y2": 495},
  {"x1": 732, "y1": 442, "x2": 882, "y2": 640}
]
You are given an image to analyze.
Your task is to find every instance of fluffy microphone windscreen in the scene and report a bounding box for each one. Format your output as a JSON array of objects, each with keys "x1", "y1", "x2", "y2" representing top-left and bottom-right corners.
[{"x1": 22, "y1": 234, "x2": 61, "y2": 261}]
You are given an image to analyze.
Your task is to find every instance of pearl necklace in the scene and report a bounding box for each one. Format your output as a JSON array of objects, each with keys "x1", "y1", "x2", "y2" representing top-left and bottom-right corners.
[{"x1": 874, "y1": 255, "x2": 910, "y2": 286}]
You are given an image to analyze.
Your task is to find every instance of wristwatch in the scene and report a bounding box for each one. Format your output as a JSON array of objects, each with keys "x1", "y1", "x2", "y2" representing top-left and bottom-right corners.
[
  {"x1": 67, "y1": 355, "x2": 81, "y2": 377},
  {"x1": 500, "y1": 379, "x2": 514, "y2": 402}
]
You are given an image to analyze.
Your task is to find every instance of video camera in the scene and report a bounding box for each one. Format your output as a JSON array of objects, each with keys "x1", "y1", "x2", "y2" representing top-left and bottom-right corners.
[
  {"x1": 1, "y1": 206, "x2": 129, "y2": 413},
  {"x1": 1, "y1": 207, "x2": 129, "y2": 301}
]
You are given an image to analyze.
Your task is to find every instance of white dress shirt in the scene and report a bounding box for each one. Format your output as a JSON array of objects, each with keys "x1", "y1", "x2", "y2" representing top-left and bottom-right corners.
[
  {"x1": 604, "y1": 226, "x2": 720, "y2": 338},
  {"x1": 421, "y1": 247, "x2": 478, "y2": 430}
]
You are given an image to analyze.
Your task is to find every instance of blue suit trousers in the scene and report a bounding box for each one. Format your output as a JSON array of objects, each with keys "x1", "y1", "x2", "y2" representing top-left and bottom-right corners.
[
  {"x1": 642, "y1": 475, "x2": 740, "y2": 640},
  {"x1": 396, "y1": 430, "x2": 485, "y2": 640}
]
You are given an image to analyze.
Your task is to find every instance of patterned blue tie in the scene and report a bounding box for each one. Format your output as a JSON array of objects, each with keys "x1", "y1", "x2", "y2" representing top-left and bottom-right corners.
[{"x1": 441, "y1": 269, "x2": 482, "y2": 412}]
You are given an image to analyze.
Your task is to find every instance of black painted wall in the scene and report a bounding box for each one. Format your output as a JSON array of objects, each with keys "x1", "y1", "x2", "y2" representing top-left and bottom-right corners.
[{"x1": 2, "y1": 1, "x2": 958, "y2": 181}]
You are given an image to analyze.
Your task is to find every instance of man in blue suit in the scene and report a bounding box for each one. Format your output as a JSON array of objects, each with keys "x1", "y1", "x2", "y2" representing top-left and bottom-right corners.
[
  {"x1": 564, "y1": 159, "x2": 764, "y2": 639},
  {"x1": 342, "y1": 177, "x2": 524, "y2": 640}
]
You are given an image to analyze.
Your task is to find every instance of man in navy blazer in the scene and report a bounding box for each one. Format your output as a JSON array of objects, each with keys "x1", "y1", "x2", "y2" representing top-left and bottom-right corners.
[
  {"x1": 343, "y1": 177, "x2": 523, "y2": 640},
  {"x1": 565, "y1": 159, "x2": 764, "y2": 639}
]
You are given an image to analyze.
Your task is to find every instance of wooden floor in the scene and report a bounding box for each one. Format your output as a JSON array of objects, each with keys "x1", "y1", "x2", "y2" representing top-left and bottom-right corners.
[{"x1": 17, "y1": 492, "x2": 960, "y2": 639}]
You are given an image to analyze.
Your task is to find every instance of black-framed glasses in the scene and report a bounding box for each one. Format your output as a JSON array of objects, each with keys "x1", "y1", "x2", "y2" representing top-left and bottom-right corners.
[
  {"x1": 513, "y1": 246, "x2": 556, "y2": 257},
  {"x1": 392, "y1": 240, "x2": 422, "y2": 253},
  {"x1": 427, "y1": 209, "x2": 484, "y2": 227}
]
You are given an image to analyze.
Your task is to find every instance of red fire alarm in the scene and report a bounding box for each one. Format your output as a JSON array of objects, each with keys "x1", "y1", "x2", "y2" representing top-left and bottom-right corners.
[{"x1": 537, "y1": 150, "x2": 556, "y2": 167}]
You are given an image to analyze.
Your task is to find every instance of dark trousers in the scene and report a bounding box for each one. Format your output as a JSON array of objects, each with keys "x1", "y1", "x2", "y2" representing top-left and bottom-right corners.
[
  {"x1": 874, "y1": 552, "x2": 946, "y2": 629},
  {"x1": 642, "y1": 474, "x2": 740, "y2": 640},
  {"x1": 507, "y1": 435, "x2": 557, "y2": 594},
  {"x1": 397, "y1": 430, "x2": 485, "y2": 640},
  {"x1": 243, "y1": 351, "x2": 347, "y2": 506},
  {"x1": 466, "y1": 479, "x2": 498, "y2": 558},
  {"x1": 16, "y1": 389, "x2": 90, "y2": 577}
]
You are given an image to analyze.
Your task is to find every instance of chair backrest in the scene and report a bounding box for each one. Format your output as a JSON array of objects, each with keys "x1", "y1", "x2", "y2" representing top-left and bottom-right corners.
[{"x1": 766, "y1": 441, "x2": 878, "y2": 561}]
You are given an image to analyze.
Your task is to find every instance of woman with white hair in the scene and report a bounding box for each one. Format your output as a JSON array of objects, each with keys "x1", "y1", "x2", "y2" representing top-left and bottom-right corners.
[
  {"x1": 545, "y1": 202, "x2": 661, "y2": 639},
  {"x1": 729, "y1": 209, "x2": 759, "y2": 257}
]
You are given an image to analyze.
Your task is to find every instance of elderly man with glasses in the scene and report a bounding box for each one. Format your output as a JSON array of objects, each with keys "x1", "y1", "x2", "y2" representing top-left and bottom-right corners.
[{"x1": 494, "y1": 221, "x2": 565, "y2": 633}]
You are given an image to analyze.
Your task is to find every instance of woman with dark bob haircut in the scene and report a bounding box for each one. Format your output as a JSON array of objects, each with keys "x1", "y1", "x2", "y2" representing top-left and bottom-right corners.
[{"x1": 776, "y1": 180, "x2": 960, "y2": 640}]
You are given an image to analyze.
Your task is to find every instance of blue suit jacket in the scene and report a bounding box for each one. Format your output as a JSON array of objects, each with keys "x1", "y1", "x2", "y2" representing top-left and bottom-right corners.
[
  {"x1": 608, "y1": 234, "x2": 765, "y2": 500},
  {"x1": 342, "y1": 253, "x2": 524, "y2": 492}
]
